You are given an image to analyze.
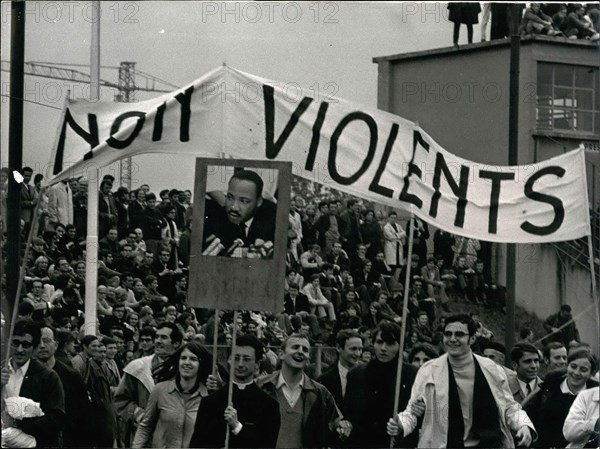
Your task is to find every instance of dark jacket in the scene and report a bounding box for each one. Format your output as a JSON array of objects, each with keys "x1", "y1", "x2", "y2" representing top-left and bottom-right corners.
[
  {"x1": 284, "y1": 293, "x2": 311, "y2": 315},
  {"x1": 52, "y1": 359, "x2": 92, "y2": 448},
  {"x1": 190, "y1": 382, "x2": 280, "y2": 448},
  {"x1": 344, "y1": 357, "x2": 418, "y2": 448},
  {"x1": 317, "y1": 363, "x2": 345, "y2": 415},
  {"x1": 17, "y1": 358, "x2": 66, "y2": 447},
  {"x1": 256, "y1": 371, "x2": 341, "y2": 448},
  {"x1": 522, "y1": 369, "x2": 598, "y2": 448}
]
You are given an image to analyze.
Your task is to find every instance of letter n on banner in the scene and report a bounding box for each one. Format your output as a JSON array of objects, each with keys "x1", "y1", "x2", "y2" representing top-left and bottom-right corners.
[{"x1": 187, "y1": 158, "x2": 291, "y2": 313}]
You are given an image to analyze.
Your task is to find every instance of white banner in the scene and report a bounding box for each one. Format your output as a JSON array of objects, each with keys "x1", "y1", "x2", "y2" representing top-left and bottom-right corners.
[{"x1": 49, "y1": 66, "x2": 591, "y2": 243}]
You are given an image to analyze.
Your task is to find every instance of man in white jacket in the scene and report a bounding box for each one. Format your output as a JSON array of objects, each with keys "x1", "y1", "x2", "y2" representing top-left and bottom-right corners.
[{"x1": 387, "y1": 313, "x2": 536, "y2": 448}]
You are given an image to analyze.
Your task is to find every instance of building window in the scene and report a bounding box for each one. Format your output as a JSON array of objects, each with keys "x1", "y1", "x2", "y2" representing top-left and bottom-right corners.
[{"x1": 537, "y1": 63, "x2": 599, "y2": 133}]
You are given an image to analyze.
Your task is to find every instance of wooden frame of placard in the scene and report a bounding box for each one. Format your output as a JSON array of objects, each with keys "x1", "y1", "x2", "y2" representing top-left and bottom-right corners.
[{"x1": 188, "y1": 158, "x2": 291, "y2": 313}]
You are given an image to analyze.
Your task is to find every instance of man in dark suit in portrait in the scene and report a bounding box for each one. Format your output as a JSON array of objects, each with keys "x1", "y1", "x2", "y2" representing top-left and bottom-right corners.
[
  {"x1": 203, "y1": 169, "x2": 276, "y2": 256},
  {"x1": 190, "y1": 335, "x2": 280, "y2": 448}
]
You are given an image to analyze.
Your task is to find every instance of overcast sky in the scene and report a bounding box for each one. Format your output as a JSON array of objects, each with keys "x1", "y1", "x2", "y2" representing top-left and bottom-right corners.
[{"x1": 1, "y1": 1, "x2": 464, "y2": 192}]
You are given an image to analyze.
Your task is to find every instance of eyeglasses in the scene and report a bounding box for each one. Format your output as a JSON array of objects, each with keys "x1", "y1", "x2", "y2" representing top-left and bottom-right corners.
[
  {"x1": 443, "y1": 331, "x2": 468, "y2": 339},
  {"x1": 11, "y1": 339, "x2": 34, "y2": 349}
]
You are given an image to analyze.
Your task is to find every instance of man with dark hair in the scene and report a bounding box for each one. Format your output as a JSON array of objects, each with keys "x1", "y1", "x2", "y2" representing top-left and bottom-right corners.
[
  {"x1": 98, "y1": 179, "x2": 118, "y2": 238},
  {"x1": 20, "y1": 166, "x2": 37, "y2": 235},
  {"x1": 318, "y1": 329, "x2": 363, "y2": 414},
  {"x1": 388, "y1": 314, "x2": 536, "y2": 448},
  {"x1": 1, "y1": 319, "x2": 65, "y2": 447},
  {"x1": 256, "y1": 333, "x2": 351, "y2": 447},
  {"x1": 542, "y1": 341, "x2": 568, "y2": 371},
  {"x1": 203, "y1": 169, "x2": 276, "y2": 253},
  {"x1": 509, "y1": 342, "x2": 542, "y2": 403},
  {"x1": 71, "y1": 334, "x2": 102, "y2": 378},
  {"x1": 190, "y1": 334, "x2": 281, "y2": 448},
  {"x1": 519, "y1": 327, "x2": 534, "y2": 343},
  {"x1": 543, "y1": 304, "x2": 580, "y2": 347},
  {"x1": 114, "y1": 322, "x2": 183, "y2": 446},
  {"x1": 345, "y1": 320, "x2": 418, "y2": 448},
  {"x1": 36, "y1": 326, "x2": 91, "y2": 447},
  {"x1": 339, "y1": 199, "x2": 363, "y2": 254},
  {"x1": 138, "y1": 326, "x2": 156, "y2": 357}
]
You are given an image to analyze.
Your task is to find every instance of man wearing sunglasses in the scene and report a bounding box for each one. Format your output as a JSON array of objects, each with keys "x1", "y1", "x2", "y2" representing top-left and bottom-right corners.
[
  {"x1": 387, "y1": 313, "x2": 537, "y2": 448},
  {"x1": 1, "y1": 319, "x2": 65, "y2": 447}
]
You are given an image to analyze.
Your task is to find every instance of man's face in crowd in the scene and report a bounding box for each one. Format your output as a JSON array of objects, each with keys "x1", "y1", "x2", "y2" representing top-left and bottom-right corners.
[
  {"x1": 155, "y1": 327, "x2": 178, "y2": 357},
  {"x1": 329, "y1": 203, "x2": 337, "y2": 215},
  {"x1": 418, "y1": 314, "x2": 429, "y2": 327},
  {"x1": 231, "y1": 345, "x2": 258, "y2": 383},
  {"x1": 107, "y1": 229, "x2": 118, "y2": 241},
  {"x1": 55, "y1": 226, "x2": 66, "y2": 239},
  {"x1": 319, "y1": 204, "x2": 329, "y2": 215},
  {"x1": 547, "y1": 346, "x2": 568, "y2": 370},
  {"x1": 332, "y1": 242, "x2": 342, "y2": 254},
  {"x1": 123, "y1": 276, "x2": 134, "y2": 288},
  {"x1": 121, "y1": 246, "x2": 133, "y2": 259},
  {"x1": 443, "y1": 321, "x2": 475, "y2": 359},
  {"x1": 144, "y1": 252, "x2": 154, "y2": 265},
  {"x1": 22, "y1": 170, "x2": 33, "y2": 184},
  {"x1": 373, "y1": 331, "x2": 399, "y2": 363},
  {"x1": 457, "y1": 256, "x2": 467, "y2": 268},
  {"x1": 85, "y1": 338, "x2": 102, "y2": 358},
  {"x1": 113, "y1": 307, "x2": 125, "y2": 320},
  {"x1": 483, "y1": 348, "x2": 506, "y2": 366},
  {"x1": 411, "y1": 350, "x2": 432, "y2": 369},
  {"x1": 11, "y1": 333, "x2": 35, "y2": 367},
  {"x1": 389, "y1": 213, "x2": 397, "y2": 223},
  {"x1": 139, "y1": 334, "x2": 154, "y2": 353},
  {"x1": 225, "y1": 177, "x2": 262, "y2": 225},
  {"x1": 105, "y1": 343, "x2": 118, "y2": 360},
  {"x1": 31, "y1": 281, "x2": 44, "y2": 297},
  {"x1": 288, "y1": 287, "x2": 298, "y2": 298},
  {"x1": 338, "y1": 337, "x2": 363, "y2": 368},
  {"x1": 515, "y1": 351, "x2": 540, "y2": 382},
  {"x1": 280, "y1": 336, "x2": 310, "y2": 370},
  {"x1": 160, "y1": 251, "x2": 170, "y2": 263},
  {"x1": 101, "y1": 183, "x2": 112, "y2": 195},
  {"x1": 36, "y1": 327, "x2": 57, "y2": 362}
]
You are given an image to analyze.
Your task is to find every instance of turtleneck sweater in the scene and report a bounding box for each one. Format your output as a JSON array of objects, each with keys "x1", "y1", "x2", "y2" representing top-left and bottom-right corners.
[{"x1": 448, "y1": 351, "x2": 478, "y2": 446}]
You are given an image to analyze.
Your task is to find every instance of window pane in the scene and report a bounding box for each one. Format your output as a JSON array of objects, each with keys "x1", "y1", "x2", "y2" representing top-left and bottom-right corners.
[
  {"x1": 552, "y1": 109, "x2": 573, "y2": 130},
  {"x1": 554, "y1": 65, "x2": 573, "y2": 87},
  {"x1": 537, "y1": 63, "x2": 552, "y2": 84},
  {"x1": 537, "y1": 84, "x2": 552, "y2": 105},
  {"x1": 574, "y1": 111, "x2": 594, "y2": 132},
  {"x1": 554, "y1": 88, "x2": 573, "y2": 107},
  {"x1": 536, "y1": 107, "x2": 552, "y2": 129},
  {"x1": 574, "y1": 89, "x2": 594, "y2": 110},
  {"x1": 574, "y1": 66, "x2": 594, "y2": 88}
]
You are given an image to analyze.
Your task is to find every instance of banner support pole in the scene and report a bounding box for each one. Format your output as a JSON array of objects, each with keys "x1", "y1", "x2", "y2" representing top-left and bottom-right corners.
[
  {"x1": 224, "y1": 309, "x2": 239, "y2": 449},
  {"x1": 587, "y1": 235, "x2": 598, "y2": 324},
  {"x1": 390, "y1": 213, "x2": 415, "y2": 448}
]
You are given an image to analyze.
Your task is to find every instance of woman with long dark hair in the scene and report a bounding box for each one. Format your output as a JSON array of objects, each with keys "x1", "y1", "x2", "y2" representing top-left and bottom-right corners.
[{"x1": 132, "y1": 341, "x2": 213, "y2": 448}]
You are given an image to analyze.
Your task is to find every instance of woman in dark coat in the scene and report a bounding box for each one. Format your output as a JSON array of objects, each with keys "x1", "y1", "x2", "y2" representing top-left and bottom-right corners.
[
  {"x1": 522, "y1": 349, "x2": 598, "y2": 448},
  {"x1": 448, "y1": 3, "x2": 482, "y2": 44}
]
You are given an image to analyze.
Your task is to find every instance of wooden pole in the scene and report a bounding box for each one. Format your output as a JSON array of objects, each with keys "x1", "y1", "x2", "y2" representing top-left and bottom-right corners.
[
  {"x1": 390, "y1": 214, "x2": 415, "y2": 448},
  {"x1": 224, "y1": 310, "x2": 239, "y2": 449},
  {"x1": 211, "y1": 309, "x2": 221, "y2": 375},
  {"x1": 4, "y1": 191, "x2": 45, "y2": 367}
]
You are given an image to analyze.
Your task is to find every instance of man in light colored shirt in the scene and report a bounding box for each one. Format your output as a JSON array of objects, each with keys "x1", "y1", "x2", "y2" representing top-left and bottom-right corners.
[{"x1": 256, "y1": 333, "x2": 352, "y2": 448}]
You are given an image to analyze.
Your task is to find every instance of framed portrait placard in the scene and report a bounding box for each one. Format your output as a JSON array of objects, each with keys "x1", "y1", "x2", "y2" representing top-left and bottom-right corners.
[{"x1": 188, "y1": 158, "x2": 291, "y2": 312}]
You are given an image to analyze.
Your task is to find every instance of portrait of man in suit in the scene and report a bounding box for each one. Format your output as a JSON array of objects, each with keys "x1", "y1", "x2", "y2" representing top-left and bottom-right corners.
[{"x1": 202, "y1": 168, "x2": 277, "y2": 258}]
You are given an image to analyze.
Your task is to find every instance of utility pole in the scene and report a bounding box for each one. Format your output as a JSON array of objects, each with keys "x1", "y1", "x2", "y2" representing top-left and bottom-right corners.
[
  {"x1": 506, "y1": 4, "x2": 521, "y2": 356},
  {"x1": 5, "y1": 0, "x2": 26, "y2": 338}
]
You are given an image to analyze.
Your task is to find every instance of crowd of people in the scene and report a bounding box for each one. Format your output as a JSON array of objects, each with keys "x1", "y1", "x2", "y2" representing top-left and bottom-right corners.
[
  {"x1": 448, "y1": 3, "x2": 600, "y2": 45},
  {"x1": 1, "y1": 166, "x2": 598, "y2": 448}
]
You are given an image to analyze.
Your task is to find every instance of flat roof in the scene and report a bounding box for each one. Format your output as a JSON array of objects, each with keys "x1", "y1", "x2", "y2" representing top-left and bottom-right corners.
[{"x1": 373, "y1": 35, "x2": 599, "y2": 63}]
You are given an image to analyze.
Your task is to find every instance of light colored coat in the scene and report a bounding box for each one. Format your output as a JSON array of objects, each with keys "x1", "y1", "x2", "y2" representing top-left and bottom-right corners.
[
  {"x1": 563, "y1": 387, "x2": 600, "y2": 448},
  {"x1": 47, "y1": 182, "x2": 73, "y2": 225},
  {"x1": 383, "y1": 221, "x2": 406, "y2": 266},
  {"x1": 398, "y1": 353, "x2": 537, "y2": 448}
]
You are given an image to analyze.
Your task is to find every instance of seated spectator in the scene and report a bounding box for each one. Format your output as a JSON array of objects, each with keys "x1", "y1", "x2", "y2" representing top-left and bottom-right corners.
[
  {"x1": 414, "y1": 311, "x2": 434, "y2": 343},
  {"x1": 565, "y1": 4, "x2": 599, "y2": 39},
  {"x1": 453, "y1": 255, "x2": 476, "y2": 301},
  {"x1": 374, "y1": 291, "x2": 401, "y2": 323},
  {"x1": 520, "y1": 3, "x2": 561, "y2": 35},
  {"x1": 300, "y1": 244, "x2": 324, "y2": 279},
  {"x1": 301, "y1": 274, "x2": 337, "y2": 323},
  {"x1": 552, "y1": 4, "x2": 569, "y2": 33}
]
